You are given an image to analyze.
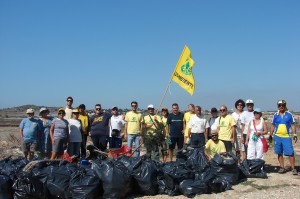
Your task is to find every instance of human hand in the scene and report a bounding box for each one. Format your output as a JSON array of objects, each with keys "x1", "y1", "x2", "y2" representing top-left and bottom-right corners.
[
  {"x1": 241, "y1": 136, "x2": 244, "y2": 144},
  {"x1": 293, "y1": 134, "x2": 298, "y2": 143},
  {"x1": 51, "y1": 139, "x2": 55, "y2": 145},
  {"x1": 245, "y1": 141, "x2": 248, "y2": 146},
  {"x1": 268, "y1": 135, "x2": 273, "y2": 143},
  {"x1": 231, "y1": 138, "x2": 235, "y2": 144}
]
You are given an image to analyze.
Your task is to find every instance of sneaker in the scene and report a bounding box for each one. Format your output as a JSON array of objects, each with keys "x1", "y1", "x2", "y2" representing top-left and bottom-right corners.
[
  {"x1": 292, "y1": 169, "x2": 298, "y2": 175},
  {"x1": 278, "y1": 168, "x2": 286, "y2": 174}
]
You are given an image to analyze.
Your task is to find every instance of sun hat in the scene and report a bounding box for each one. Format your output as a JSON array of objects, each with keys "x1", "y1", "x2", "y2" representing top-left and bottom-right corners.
[
  {"x1": 277, "y1": 100, "x2": 287, "y2": 105},
  {"x1": 39, "y1": 107, "x2": 49, "y2": 115},
  {"x1": 58, "y1": 108, "x2": 65, "y2": 113},
  {"x1": 147, "y1": 104, "x2": 154, "y2": 109},
  {"x1": 26, "y1": 109, "x2": 34, "y2": 114},
  {"x1": 72, "y1": 109, "x2": 79, "y2": 113},
  {"x1": 254, "y1": 108, "x2": 262, "y2": 114},
  {"x1": 246, "y1": 99, "x2": 254, "y2": 104}
]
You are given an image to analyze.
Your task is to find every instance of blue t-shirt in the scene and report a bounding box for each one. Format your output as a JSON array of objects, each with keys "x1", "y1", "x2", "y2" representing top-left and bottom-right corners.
[
  {"x1": 167, "y1": 112, "x2": 184, "y2": 138},
  {"x1": 19, "y1": 118, "x2": 41, "y2": 143},
  {"x1": 89, "y1": 113, "x2": 111, "y2": 136}
]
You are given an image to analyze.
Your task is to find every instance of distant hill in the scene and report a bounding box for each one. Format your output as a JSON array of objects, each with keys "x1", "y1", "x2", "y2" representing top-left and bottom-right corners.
[{"x1": 1, "y1": 105, "x2": 60, "y2": 112}]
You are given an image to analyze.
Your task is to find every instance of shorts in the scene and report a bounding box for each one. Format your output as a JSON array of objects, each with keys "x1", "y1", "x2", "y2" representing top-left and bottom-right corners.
[
  {"x1": 274, "y1": 135, "x2": 294, "y2": 156},
  {"x1": 52, "y1": 138, "x2": 67, "y2": 153},
  {"x1": 169, "y1": 137, "x2": 184, "y2": 150},
  {"x1": 22, "y1": 141, "x2": 37, "y2": 152}
]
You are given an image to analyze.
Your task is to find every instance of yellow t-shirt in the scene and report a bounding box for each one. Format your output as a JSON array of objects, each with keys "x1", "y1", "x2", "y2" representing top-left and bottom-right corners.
[
  {"x1": 205, "y1": 139, "x2": 226, "y2": 158},
  {"x1": 184, "y1": 112, "x2": 194, "y2": 137},
  {"x1": 64, "y1": 107, "x2": 73, "y2": 120},
  {"x1": 144, "y1": 114, "x2": 162, "y2": 134},
  {"x1": 125, "y1": 111, "x2": 143, "y2": 135},
  {"x1": 78, "y1": 113, "x2": 89, "y2": 135},
  {"x1": 218, "y1": 115, "x2": 236, "y2": 141}
]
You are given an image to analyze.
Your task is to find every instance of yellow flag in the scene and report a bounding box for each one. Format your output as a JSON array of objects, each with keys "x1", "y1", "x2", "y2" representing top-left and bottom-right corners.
[{"x1": 171, "y1": 45, "x2": 195, "y2": 95}]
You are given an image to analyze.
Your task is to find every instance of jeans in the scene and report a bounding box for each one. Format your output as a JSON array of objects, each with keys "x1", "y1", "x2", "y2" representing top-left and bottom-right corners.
[
  {"x1": 109, "y1": 137, "x2": 122, "y2": 149},
  {"x1": 91, "y1": 135, "x2": 108, "y2": 152},
  {"x1": 81, "y1": 134, "x2": 87, "y2": 158},
  {"x1": 127, "y1": 134, "x2": 140, "y2": 157},
  {"x1": 67, "y1": 142, "x2": 81, "y2": 157},
  {"x1": 191, "y1": 133, "x2": 205, "y2": 147},
  {"x1": 145, "y1": 142, "x2": 160, "y2": 161}
]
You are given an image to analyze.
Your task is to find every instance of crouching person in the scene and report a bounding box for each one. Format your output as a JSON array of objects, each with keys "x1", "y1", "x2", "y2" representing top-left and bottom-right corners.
[
  {"x1": 204, "y1": 132, "x2": 226, "y2": 161},
  {"x1": 19, "y1": 109, "x2": 41, "y2": 160}
]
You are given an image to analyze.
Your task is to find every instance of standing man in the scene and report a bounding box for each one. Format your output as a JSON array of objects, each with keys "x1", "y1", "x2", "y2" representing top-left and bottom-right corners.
[
  {"x1": 167, "y1": 103, "x2": 184, "y2": 161},
  {"x1": 143, "y1": 104, "x2": 162, "y2": 161},
  {"x1": 124, "y1": 101, "x2": 143, "y2": 157},
  {"x1": 183, "y1": 104, "x2": 195, "y2": 144},
  {"x1": 218, "y1": 105, "x2": 236, "y2": 152},
  {"x1": 65, "y1": 96, "x2": 74, "y2": 120},
  {"x1": 78, "y1": 104, "x2": 90, "y2": 158},
  {"x1": 19, "y1": 109, "x2": 41, "y2": 160},
  {"x1": 270, "y1": 100, "x2": 298, "y2": 175},
  {"x1": 208, "y1": 108, "x2": 219, "y2": 139},
  {"x1": 187, "y1": 106, "x2": 210, "y2": 147},
  {"x1": 89, "y1": 104, "x2": 111, "y2": 152},
  {"x1": 241, "y1": 99, "x2": 255, "y2": 158},
  {"x1": 109, "y1": 106, "x2": 126, "y2": 149}
]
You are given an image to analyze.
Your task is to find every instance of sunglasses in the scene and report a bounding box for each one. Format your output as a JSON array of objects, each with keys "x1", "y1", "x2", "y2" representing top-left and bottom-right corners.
[
  {"x1": 67, "y1": 100, "x2": 73, "y2": 102},
  {"x1": 211, "y1": 135, "x2": 218, "y2": 137},
  {"x1": 112, "y1": 109, "x2": 118, "y2": 111},
  {"x1": 148, "y1": 108, "x2": 154, "y2": 110},
  {"x1": 278, "y1": 104, "x2": 286, "y2": 107},
  {"x1": 131, "y1": 105, "x2": 137, "y2": 107},
  {"x1": 58, "y1": 112, "x2": 65, "y2": 115},
  {"x1": 73, "y1": 112, "x2": 79, "y2": 114},
  {"x1": 219, "y1": 109, "x2": 226, "y2": 112},
  {"x1": 95, "y1": 108, "x2": 101, "y2": 110}
]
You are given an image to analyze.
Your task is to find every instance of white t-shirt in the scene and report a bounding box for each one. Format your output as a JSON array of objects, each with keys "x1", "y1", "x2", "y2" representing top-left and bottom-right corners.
[
  {"x1": 209, "y1": 117, "x2": 219, "y2": 136},
  {"x1": 68, "y1": 119, "x2": 83, "y2": 142},
  {"x1": 188, "y1": 115, "x2": 210, "y2": 134},
  {"x1": 109, "y1": 115, "x2": 126, "y2": 137},
  {"x1": 241, "y1": 111, "x2": 254, "y2": 135},
  {"x1": 64, "y1": 107, "x2": 73, "y2": 120},
  {"x1": 232, "y1": 112, "x2": 243, "y2": 135}
]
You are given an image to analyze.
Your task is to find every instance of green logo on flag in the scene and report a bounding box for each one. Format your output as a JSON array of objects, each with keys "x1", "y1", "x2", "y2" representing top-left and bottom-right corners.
[{"x1": 181, "y1": 58, "x2": 191, "y2": 75}]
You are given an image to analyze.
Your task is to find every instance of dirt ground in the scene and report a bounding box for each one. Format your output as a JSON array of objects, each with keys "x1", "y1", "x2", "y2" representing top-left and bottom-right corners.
[{"x1": 1, "y1": 127, "x2": 300, "y2": 199}]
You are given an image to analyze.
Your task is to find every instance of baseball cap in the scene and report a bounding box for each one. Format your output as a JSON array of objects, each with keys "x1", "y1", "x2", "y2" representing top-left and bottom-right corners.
[
  {"x1": 211, "y1": 107, "x2": 218, "y2": 112},
  {"x1": 246, "y1": 99, "x2": 254, "y2": 104},
  {"x1": 72, "y1": 109, "x2": 79, "y2": 113},
  {"x1": 254, "y1": 108, "x2": 262, "y2": 114},
  {"x1": 39, "y1": 107, "x2": 49, "y2": 115},
  {"x1": 111, "y1": 106, "x2": 118, "y2": 110},
  {"x1": 277, "y1": 100, "x2": 287, "y2": 105},
  {"x1": 147, "y1": 104, "x2": 154, "y2": 109},
  {"x1": 26, "y1": 109, "x2": 34, "y2": 114},
  {"x1": 58, "y1": 108, "x2": 65, "y2": 112}
]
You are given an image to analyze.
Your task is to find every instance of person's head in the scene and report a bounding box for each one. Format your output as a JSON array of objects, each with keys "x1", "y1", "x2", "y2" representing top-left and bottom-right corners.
[
  {"x1": 245, "y1": 99, "x2": 254, "y2": 112},
  {"x1": 219, "y1": 105, "x2": 228, "y2": 117},
  {"x1": 172, "y1": 103, "x2": 179, "y2": 115},
  {"x1": 78, "y1": 104, "x2": 86, "y2": 114},
  {"x1": 26, "y1": 109, "x2": 34, "y2": 119},
  {"x1": 111, "y1": 106, "x2": 119, "y2": 116},
  {"x1": 66, "y1": 96, "x2": 73, "y2": 107},
  {"x1": 211, "y1": 132, "x2": 219, "y2": 141},
  {"x1": 57, "y1": 108, "x2": 65, "y2": 119},
  {"x1": 188, "y1": 104, "x2": 195, "y2": 113},
  {"x1": 161, "y1": 107, "x2": 169, "y2": 117},
  {"x1": 95, "y1": 104, "x2": 102, "y2": 114},
  {"x1": 235, "y1": 99, "x2": 245, "y2": 111},
  {"x1": 72, "y1": 109, "x2": 80, "y2": 119},
  {"x1": 277, "y1": 100, "x2": 287, "y2": 113},
  {"x1": 195, "y1": 106, "x2": 201, "y2": 116},
  {"x1": 131, "y1": 101, "x2": 138, "y2": 112},
  {"x1": 253, "y1": 108, "x2": 262, "y2": 119},
  {"x1": 39, "y1": 107, "x2": 49, "y2": 118},
  {"x1": 147, "y1": 104, "x2": 155, "y2": 115},
  {"x1": 211, "y1": 107, "x2": 218, "y2": 118}
]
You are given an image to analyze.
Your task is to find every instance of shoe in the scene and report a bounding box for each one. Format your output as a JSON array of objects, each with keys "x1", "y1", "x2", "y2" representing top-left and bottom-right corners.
[
  {"x1": 292, "y1": 169, "x2": 298, "y2": 175},
  {"x1": 278, "y1": 168, "x2": 286, "y2": 174}
]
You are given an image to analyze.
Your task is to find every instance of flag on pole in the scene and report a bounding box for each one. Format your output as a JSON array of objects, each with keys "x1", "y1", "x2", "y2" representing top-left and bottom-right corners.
[{"x1": 171, "y1": 45, "x2": 195, "y2": 95}]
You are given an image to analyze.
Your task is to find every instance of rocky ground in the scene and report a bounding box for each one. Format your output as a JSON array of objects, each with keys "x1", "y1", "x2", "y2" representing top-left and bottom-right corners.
[{"x1": 1, "y1": 127, "x2": 300, "y2": 199}]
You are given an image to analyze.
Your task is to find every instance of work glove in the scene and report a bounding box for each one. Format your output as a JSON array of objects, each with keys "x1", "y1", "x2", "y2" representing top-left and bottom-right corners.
[
  {"x1": 293, "y1": 134, "x2": 298, "y2": 143},
  {"x1": 268, "y1": 135, "x2": 273, "y2": 143}
]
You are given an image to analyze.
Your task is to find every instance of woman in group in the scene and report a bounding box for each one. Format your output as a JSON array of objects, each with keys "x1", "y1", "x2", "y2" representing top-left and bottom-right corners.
[
  {"x1": 161, "y1": 107, "x2": 169, "y2": 162},
  {"x1": 67, "y1": 109, "x2": 83, "y2": 157},
  {"x1": 38, "y1": 107, "x2": 52, "y2": 159},
  {"x1": 245, "y1": 108, "x2": 267, "y2": 160},
  {"x1": 232, "y1": 99, "x2": 245, "y2": 161},
  {"x1": 50, "y1": 108, "x2": 69, "y2": 160}
]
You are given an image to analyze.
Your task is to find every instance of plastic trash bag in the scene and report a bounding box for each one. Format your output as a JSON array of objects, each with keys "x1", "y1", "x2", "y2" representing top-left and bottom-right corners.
[
  {"x1": 186, "y1": 147, "x2": 209, "y2": 172},
  {"x1": 0, "y1": 157, "x2": 28, "y2": 181},
  {"x1": 116, "y1": 155, "x2": 142, "y2": 173},
  {"x1": 69, "y1": 167, "x2": 102, "y2": 199},
  {"x1": 92, "y1": 159, "x2": 132, "y2": 199},
  {"x1": 0, "y1": 175, "x2": 13, "y2": 199},
  {"x1": 208, "y1": 176, "x2": 232, "y2": 193},
  {"x1": 179, "y1": 179, "x2": 208, "y2": 198},
  {"x1": 239, "y1": 159, "x2": 267, "y2": 178}
]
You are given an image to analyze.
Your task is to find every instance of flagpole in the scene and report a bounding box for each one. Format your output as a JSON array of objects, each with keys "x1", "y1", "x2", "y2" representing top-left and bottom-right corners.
[{"x1": 156, "y1": 45, "x2": 187, "y2": 114}]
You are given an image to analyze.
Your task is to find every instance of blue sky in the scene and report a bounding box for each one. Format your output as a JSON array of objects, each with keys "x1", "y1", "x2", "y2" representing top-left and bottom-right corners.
[{"x1": 0, "y1": 0, "x2": 299, "y2": 111}]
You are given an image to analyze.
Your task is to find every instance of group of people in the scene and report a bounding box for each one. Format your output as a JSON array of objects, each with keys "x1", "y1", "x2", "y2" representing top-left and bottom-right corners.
[{"x1": 19, "y1": 97, "x2": 298, "y2": 175}]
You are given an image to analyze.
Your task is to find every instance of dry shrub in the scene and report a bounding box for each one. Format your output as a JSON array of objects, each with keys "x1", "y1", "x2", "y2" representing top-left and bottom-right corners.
[{"x1": 6, "y1": 132, "x2": 20, "y2": 147}]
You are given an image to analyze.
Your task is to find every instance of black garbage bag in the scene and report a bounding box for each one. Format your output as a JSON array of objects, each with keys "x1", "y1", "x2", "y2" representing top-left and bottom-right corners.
[
  {"x1": 69, "y1": 167, "x2": 102, "y2": 199},
  {"x1": 92, "y1": 159, "x2": 131, "y2": 199},
  {"x1": 208, "y1": 176, "x2": 232, "y2": 193},
  {"x1": 179, "y1": 179, "x2": 208, "y2": 198},
  {"x1": 195, "y1": 167, "x2": 214, "y2": 183},
  {"x1": 0, "y1": 157, "x2": 28, "y2": 181},
  {"x1": 210, "y1": 152, "x2": 239, "y2": 185},
  {"x1": 0, "y1": 175, "x2": 13, "y2": 199},
  {"x1": 46, "y1": 163, "x2": 77, "y2": 199},
  {"x1": 239, "y1": 159, "x2": 267, "y2": 178},
  {"x1": 116, "y1": 155, "x2": 142, "y2": 172},
  {"x1": 12, "y1": 172, "x2": 47, "y2": 199},
  {"x1": 186, "y1": 147, "x2": 209, "y2": 172},
  {"x1": 162, "y1": 161, "x2": 195, "y2": 196},
  {"x1": 131, "y1": 157, "x2": 159, "y2": 195}
]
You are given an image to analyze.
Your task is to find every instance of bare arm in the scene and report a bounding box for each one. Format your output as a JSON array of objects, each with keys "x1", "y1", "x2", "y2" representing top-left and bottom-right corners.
[
  {"x1": 270, "y1": 124, "x2": 275, "y2": 136},
  {"x1": 50, "y1": 124, "x2": 55, "y2": 145},
  {"x1": 205, "y1": 128, "x2": 209, "y2": 142},
  {"x1": 188, "y1": 128, "x2": 191, "y2": 138},
  {"x1": 231, "y1": 126, "x2": 236, "y2": 143},
  {"x1": 19, "y1": 128, "x2": 23, "y2": 141},
  {"x1": 262, "y1": 120, "x2": 267, "y2": 135},
  {"x1": 245, "y1": 121, "x2": 251, "y2": 145}
]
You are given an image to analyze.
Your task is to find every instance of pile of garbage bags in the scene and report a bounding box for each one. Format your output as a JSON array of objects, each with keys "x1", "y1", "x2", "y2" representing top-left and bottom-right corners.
[{"x1": 0, "y1": 147, "x2": 267, "y2": 199}]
